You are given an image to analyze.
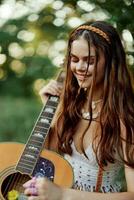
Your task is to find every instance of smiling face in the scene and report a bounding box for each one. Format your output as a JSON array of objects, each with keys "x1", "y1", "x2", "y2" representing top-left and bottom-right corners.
[{"x1": 70, "y1": 37, "x2": 105, "y2": 90}]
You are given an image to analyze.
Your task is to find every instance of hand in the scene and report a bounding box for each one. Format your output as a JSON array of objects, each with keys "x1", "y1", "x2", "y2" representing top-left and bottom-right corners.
[
  {"x1": 23, "y1": 177, "x2": 63, "y2": 200},
  {"x1": 39, "y1": 80, "x2": 63, "y2": 103}
]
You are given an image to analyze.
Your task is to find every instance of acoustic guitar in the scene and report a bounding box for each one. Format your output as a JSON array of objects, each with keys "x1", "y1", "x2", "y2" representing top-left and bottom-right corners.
[{"x1": 0, "y1": 71, "x2": 74, "y2": 200}]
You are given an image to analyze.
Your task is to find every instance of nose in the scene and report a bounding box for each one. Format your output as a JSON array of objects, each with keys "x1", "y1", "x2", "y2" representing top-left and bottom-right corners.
[{"x1": 76, "y1": 60, "x2": 87, "y2": 71}]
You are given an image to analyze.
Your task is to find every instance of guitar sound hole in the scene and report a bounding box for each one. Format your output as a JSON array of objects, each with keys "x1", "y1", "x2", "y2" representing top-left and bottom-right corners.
[{"x1": 1, "y1": 172, "x2": 31, "y2": 199}]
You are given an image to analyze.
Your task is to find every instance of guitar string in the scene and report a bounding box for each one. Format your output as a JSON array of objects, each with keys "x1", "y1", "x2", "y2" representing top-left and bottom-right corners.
[
  {"x1": 3, "y1": 172, "x2": 28, "y2": 197},
  {"x1": 21, "y1": 174, "x2": 31, "y2": 193},
  {"x1": 13, "y1": 173, "x2": 29, "y2": 194},
  {"x1": 8, "y1": 172, "x2": 21, "y2": 194},
  {"x1": 2, "y1": 172, "x2": 19, "y2": 197},
  {"x1": 12, "y1": 172, "x2": 21, "y2": 190},
  {"x1": 2, "y1": 174, "x2": 12, "y2": 197}
]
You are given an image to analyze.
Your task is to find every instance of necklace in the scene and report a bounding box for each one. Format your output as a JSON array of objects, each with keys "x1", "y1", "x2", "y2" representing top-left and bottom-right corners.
[
  {"x1": 81, "y1": 99, "x2": 102, "y2": 120},
  {"x1": 81, "y1": 110, "x2": 100, "y2": 120}
]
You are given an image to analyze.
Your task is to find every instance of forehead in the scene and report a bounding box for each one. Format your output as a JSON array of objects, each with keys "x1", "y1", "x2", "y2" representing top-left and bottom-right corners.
[{"x1": 71, "y1": 37, "x2": 95, "y2": 57}]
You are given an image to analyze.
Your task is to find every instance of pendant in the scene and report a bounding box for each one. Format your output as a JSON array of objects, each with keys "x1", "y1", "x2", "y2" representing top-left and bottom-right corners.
[
  {"x1": 82, "y1": 112, "x2": 91, "y2": 120},
  {"x1": 81, "y1": 110, "x2": 100, "y2": 120}
]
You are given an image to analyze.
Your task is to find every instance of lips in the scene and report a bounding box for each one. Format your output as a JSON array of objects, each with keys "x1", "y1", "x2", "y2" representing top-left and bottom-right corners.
[{"x1": 75, "y1": 73, "x2": 91, "y2": 80}]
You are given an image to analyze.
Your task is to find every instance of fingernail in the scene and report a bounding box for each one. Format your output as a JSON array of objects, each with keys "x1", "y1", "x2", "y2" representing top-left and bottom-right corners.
[{"x1": 23, "y1": 177, "x2": 36, "y2": 188}]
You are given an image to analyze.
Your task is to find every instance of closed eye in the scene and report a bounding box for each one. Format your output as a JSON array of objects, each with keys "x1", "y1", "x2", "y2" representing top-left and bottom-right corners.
[
  {"x1": 70, "y1": 54, "x2": 95, "y2": 64},
  {"x1": 71, "y1": 56, "x2": 79, "y2": 62}
]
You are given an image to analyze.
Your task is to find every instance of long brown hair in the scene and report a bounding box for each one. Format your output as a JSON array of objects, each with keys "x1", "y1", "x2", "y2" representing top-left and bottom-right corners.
[{"x1": 50, "y1": 21, "x2": 134, "y2": 168}]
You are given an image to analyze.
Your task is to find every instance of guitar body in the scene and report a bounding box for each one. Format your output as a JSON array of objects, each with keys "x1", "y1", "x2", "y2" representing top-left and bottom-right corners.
[{"x1": 0, "y1": 142, "x2": 74, "y2": 200}]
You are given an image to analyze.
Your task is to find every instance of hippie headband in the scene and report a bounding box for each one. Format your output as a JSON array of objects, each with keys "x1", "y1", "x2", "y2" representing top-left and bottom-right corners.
[{"x1": 74, "y1": 25, "x2": 111, "y2": 44}]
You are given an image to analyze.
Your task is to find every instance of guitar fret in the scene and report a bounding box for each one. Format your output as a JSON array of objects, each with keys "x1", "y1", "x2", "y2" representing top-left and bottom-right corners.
[
  {"x1": 35, "y1": 124, "x2": 50, "y2": 130},
  {"x1": 39, "y1": 117, "x2": 51, "y2": 122},
  {"x1": 40, "y1": 115, "x2": 52, "y2": 120},
  {"x1": 32, "y1": 132, "x2": 44, "y2": 138},
  {"x1": 44, "y1": 107, "x2": 55, "y2": 112},
  {"x1": 20, "y1": 157, "x2": 36, "y2": 164},
  {"x1": 34, "y1": 127, "x2": 48, "y2": 132},
  {"x1": 42, "y1": 112, "x2": 54, "y2": 118},
  {"x1": 45, "y1": 103, "x2": 57, "y2": 109},
  {"x1": 49, "y1": 96, "x2": 59, "y2": 101},
  {"x1": 24, "y1": 146, "x2": 40, "y2": 154},
  {"x1": 49, "y1": 96, "x2": 59, "y2": 102},
  {"x1": 21, "y1": 154, "x2": 37, "y2": 162},
  {"x1": 29, "y1": 138, "x2": 43, "y2": 145},
  {"x1": 16, "y1": 167, "x2": 32, "y2": 175},
  {"x1": 34, "y1": 128, "x2": 48, "y2": 133},
  {"x1": 18, "y1": 161, "x2": 35, "y2": 168},
  {"x1": 37, "y1": 122, "x2": 51, "y2": 127},
  {"x1": 33, "y1": 130, "x2": 48, "y2": 135},
  {"x1": 27, "y1": 145, "x2": 40, "y2": 151},
  {"x1": 22, "y1": 153, "x2": 38, "y2": 161},
  {"x1": 16, "y1": 166, "x2": 32, "y2": 174},
  {"x1": 24, "y1": 147, "x2": 40, "y2": 156},
  {"x1": 39, "y1": 118, "x2": 52, "y2": 124},
  {"x1": 28, "y1": 141, "x2": 43, "y2": 148},
  {"x1": 31, "y1": 135, "x2": 44, "y2": 143}
]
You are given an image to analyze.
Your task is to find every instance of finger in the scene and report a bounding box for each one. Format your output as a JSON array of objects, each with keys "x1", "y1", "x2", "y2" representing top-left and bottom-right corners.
[
  {"x1": 57, "y1": 83, "x2": 63, "y2": 90},
  {"x1": 49, "y1": 81, "x2": 62, "y2": 91},
  {"x1": 39, "y1": 84, "x2": 59, "y2": 96},
  {"x1": 23, "y1": 177, "x2": 36, "y2": 188},
  {"x1": 24, "y1": 187, "x2": 38, "y2": 196},
  {"x1": 28, "y1": 197, "x2": 39, "y2": 200},
  {"x1": 36, "y1": 177, "x2": 46, "y2": 183},
  {"x1": 52, "y1": 83, "x2": 63, "y2": 95},
  {"x1": 50, "y1": 87, "x2": 61, "y2": 96},
  {"x1": 35, "y1": 177, "x2": 47, "y2": 189},
  {"x1": 45, "y1": 87, "x2": 61, "y2": 96}
]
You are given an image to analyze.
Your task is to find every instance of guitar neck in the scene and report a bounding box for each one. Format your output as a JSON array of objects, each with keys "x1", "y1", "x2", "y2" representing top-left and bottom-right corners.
[{"x1": 15, "y1": 95, "x2": 59, "y2": 175}]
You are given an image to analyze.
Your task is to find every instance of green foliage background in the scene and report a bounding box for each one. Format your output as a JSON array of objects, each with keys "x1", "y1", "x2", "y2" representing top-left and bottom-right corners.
[{"x1": 0, "y1": 0, "x2": 134, "y2": 143}]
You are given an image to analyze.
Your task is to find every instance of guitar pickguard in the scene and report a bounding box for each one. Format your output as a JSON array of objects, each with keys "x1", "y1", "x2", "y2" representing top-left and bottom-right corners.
[{"x1": 33, "y1": 156, "x2": 55, "y2": 180}]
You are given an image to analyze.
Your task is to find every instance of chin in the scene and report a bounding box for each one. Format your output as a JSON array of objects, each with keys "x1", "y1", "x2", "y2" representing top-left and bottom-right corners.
[
  {"x1": 78, "y1": 82, "x2": 90, "y2": 89},
  {"x1": 77, "y1": 78, "x2": 91, "y2": 88}
]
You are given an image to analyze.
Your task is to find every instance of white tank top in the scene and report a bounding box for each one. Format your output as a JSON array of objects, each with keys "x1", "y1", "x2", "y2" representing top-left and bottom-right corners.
[{"x1": 64, "y1": 142, "x2": 126, "y2": 192}]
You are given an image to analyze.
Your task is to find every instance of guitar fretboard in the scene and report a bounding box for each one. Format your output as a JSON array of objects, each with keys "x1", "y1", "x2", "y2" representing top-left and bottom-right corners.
[{"x1": 16, "y1": 96, "x2": 59, "y2": 175}]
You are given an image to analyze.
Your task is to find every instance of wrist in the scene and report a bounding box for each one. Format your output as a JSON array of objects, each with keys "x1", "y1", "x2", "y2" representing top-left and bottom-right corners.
[{"x1": 61, "y1": 187, "x2": 73, "y2": 200}]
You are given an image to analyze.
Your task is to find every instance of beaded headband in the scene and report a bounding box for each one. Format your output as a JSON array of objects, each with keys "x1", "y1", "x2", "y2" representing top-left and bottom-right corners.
[{"x1": 75, "y1": 25, "x2": 110, "y2": 44}]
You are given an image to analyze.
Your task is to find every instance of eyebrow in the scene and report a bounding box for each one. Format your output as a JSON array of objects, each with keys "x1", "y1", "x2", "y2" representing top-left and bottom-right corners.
[{"x1": 70, "y1": 53, "x2": 95, "y2": 58}]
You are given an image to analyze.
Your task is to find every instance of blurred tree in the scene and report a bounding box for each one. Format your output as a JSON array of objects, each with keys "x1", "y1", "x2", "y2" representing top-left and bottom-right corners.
[
  {"x1": 0, "y1": 0, "x2": 133, "y2": 98},
  {"x1": 0, "y1": 0, "x2": 133, "y2": 142}
]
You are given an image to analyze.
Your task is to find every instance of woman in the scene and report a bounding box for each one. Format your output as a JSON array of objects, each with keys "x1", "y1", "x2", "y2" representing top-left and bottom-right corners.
[{"x1": 23, "y1": 21, "x2": 134, "y2": 200}]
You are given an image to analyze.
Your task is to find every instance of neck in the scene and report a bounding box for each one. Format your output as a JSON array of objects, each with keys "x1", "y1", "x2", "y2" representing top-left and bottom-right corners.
[
  {"x1": 86, "y1": 84, "x2": 103, "y2": 102},
  {"x1": 84, "y1": 87, "x2": 103, "y2": 110}
]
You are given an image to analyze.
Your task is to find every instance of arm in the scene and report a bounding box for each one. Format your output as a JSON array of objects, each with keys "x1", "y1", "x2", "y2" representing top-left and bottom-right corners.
[
  {"x1": 62, "y1": 188, "x2": 134, "y2": 200},
  {"x1": 24, "y1": 177, "x2": 134, "y2": 200}
]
